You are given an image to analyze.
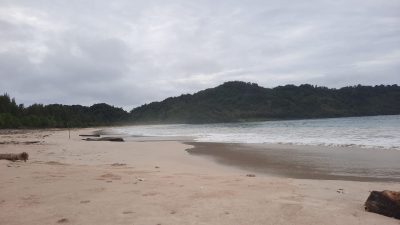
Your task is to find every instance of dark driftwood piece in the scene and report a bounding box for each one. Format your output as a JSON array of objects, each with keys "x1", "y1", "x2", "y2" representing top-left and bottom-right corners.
[
  {"x1": 82, "y1": 137, "x2": 124, "y2": 142},
  {"x1": 23, "y1": 141, "x2": 40, "y2": 144},
  {"x1": 79, "y1": 134, "x2": 101, "y2": 137},
  {"x1": 0, "y1": 141, "x2": 40, "y2": 145},
  {"x1": 365, "y1": 190, "x2": 400, "y2": 219},
  {"x1": 0, "y1": 152, "x2": 29, "y2": 162}
]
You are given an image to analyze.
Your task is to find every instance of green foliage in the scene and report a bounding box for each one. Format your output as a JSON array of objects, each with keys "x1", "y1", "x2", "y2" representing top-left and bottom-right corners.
[
  {"x1": 2, "y1": 81, "x2": 400, "y2": 128},
  {"x1": 0, "y1": 94, "x2": 129, "y2": 128},
  {"x1": 130, "y1": 81, "x2": 400, "y2": 124}
]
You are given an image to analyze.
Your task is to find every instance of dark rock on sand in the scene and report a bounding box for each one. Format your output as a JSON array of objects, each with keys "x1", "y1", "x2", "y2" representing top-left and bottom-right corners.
[{"x1": 365, "y1": 190, "x2": 400, "y2": 219}]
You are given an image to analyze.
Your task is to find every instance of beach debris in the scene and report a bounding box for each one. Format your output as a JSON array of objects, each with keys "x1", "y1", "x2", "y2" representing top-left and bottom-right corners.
[
  {"x1": 24, "y1": 141, "x2": 40, "y2": 144},
  {"x1": 136, "y1": 177, "x2": 144, "y2": 181},
  {"x1": 79, "y1": 134, "x2": 100, "y2": 137},
  {"x1": 155, "y1": 166, "x2": 160, "y2": 169},
  {"x1": 0, "y1": 141, "x2": 41, "y2": 145},
  {"x1": 337, "y1": 188, "x2": 344, "y2": 194},
  {"x1": 365, "y1": 190, "x2": 400, "y2": 219},
  {"x1": 0, "y1": 152, "x2": 29, "y2": 162},
  {"x1": 246, "y1": 174, "x2": 256, "y2": 177},
  {"x1": 80, "y1": 200, "x2": 90, "y2": 204},
  {"x1": 82, "y1": 137, "x2": 124, "y2": 142}
]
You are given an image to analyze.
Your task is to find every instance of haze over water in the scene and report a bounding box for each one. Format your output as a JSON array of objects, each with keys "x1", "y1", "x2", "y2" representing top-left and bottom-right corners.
[{"x1": 117, "y1": 115, "x2": 400, "y2": 150}]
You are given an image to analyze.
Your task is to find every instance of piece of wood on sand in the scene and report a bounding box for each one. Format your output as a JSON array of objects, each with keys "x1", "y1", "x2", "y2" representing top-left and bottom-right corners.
[
  {"x1": 0, "y1": 152, "x2": 29, "y2": 162},
  {"x1": 365, "y1": 190, "x2": 400, "y2": 219},
  {"x1": 79, "y1": 134, "x2": 101, "y2": 137},
  {"x1": 82, "y1": 137, "x2": 124, "y2": 142}
]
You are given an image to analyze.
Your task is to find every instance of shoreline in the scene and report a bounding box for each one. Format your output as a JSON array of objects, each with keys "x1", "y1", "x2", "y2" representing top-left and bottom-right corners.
[
  {"x1": 185, "y1": 142, "x2": 400, "y2": 182},
  {"x1": 52, "y1": 128, "x2": 400, "y2": 182},
  {"x1": 1, "y1": 128, "x2": 400, "y2": 225}
]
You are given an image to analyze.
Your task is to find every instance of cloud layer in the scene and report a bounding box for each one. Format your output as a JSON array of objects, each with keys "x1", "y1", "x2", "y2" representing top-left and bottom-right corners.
[{"x1": 1, "y1": 0, "x2": 399, "y2": 109}]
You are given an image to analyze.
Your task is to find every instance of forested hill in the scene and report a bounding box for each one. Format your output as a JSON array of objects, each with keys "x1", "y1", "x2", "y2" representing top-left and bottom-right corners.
[
  {"x1": 0, "y1": 94, "x2": 128, "y2": 128},
  {"x1": 1, "y1": 81, "x2": 400, "y2": 128},
  {"x1": 130, "y1": 81, "x2": 400, "y2": 124}
]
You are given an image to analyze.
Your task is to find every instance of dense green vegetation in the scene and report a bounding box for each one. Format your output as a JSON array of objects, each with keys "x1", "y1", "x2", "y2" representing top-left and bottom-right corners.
[
  {"x1": 1, "y1": 81, "x2": 400, "y2": 128},
  {"x1": 0, "y1": 94, "x2": 128, "y2": 128},
  {"x1": 130, "y1": 81, "x2": 400, "y2": 123}
]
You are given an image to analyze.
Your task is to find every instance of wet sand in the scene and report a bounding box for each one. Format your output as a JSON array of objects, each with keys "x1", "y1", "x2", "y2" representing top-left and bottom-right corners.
[{"x1": 186, "y1": 142, "x2": 400, "y2": 182}]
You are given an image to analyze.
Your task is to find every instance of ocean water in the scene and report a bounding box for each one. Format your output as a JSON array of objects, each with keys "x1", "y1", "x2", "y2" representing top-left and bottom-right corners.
[{"x1": 115, "y1": 115, "x2": 400, "y2": 150}]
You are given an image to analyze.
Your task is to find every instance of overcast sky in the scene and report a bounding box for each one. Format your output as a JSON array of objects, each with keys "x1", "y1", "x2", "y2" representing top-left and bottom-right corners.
[{"x1": 1, "y1": 0, "x2": 399, "y2": 110}]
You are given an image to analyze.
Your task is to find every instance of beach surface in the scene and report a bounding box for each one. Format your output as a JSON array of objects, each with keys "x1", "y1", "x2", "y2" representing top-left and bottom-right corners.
[{"x1": 1, "y1": 128, "x2": 400, "y2": 225}]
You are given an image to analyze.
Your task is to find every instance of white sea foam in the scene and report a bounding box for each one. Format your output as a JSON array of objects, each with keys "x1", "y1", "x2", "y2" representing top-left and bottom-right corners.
[{"x1": 114, "y1": 115, "x2": 400, "y2": 150}]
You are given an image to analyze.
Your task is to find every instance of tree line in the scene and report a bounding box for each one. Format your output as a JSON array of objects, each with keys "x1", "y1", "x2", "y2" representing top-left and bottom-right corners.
[
  {"x1": 0, "y1": 94, "x2": 128, "y2": 128},
  {"x1": 1, "y1": 81, "x2": 400, "y2": 128}
]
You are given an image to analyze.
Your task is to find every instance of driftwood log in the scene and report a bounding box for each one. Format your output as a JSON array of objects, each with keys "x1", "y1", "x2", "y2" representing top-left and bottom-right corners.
[
  {"x1": 0, "y1": 152, "x2": 29, "y2": 162},
  {"x1": 365, "y1": 190, "x2": 400, "y2": 219},
  {"x1": 82, "y1": 137, "x2": 124, "y2": 142},
  {"x1": 0, "y1": 141, "x2": 40, "y2": 145},
  {"x1": 79, "y1": 134, "x2": 100, "y2": 137}
]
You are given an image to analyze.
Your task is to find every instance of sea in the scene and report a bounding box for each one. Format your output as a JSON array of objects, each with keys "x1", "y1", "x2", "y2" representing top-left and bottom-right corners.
[{"x1": 114, "y1": 115, "x2": 400, "y2": 150}]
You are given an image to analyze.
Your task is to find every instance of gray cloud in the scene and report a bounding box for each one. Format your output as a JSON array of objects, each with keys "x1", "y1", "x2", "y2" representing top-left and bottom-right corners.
[{"x1": 0, "y1": 0, "x2": 399, "y2": 110}]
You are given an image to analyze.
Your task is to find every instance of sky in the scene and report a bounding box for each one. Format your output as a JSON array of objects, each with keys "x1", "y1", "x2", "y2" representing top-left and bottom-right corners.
[{"x1": 0, "y1": 0, "x2": 399, "y2": 110}]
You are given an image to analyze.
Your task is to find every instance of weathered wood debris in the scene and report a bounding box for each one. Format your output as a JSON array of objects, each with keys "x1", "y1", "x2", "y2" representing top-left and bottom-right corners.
[
  {"x1": 365, "y1": 190, "x2": 400, "y2": 219},
  {"x1": 0, "y1": 152, "x2": 29, "y2": 162},
  {"x1": 0, "y1": 141, "x2": 40, "y2": 145},
  {"x1": 79, "y1": 134, "x2": 100, "y2": 137},
  {"x1": 82, "y1": 137, "x2": 124, "y2": 142}
]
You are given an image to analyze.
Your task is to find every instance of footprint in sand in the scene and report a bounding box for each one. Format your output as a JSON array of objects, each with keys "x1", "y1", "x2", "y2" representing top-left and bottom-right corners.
[
  {"x1": 111, "y1": 163, "x2": 126, "y2": 167},
  {"x1": 45, "y1": 161, "x2": 66, "y2": 166},
  {"x1": 142, "y1": 192, "x2": 159, "y2": 197},
  {"x1": 57, "y1": 218, "x2": 69, "y2": 223},
  {"x1": 96, "y1": 173, "x2": 122, "y2": 181},
  {"x1": 279, "y1": 203, "x2": 303, "y2": 216},
  {"x1": 20, "y1": 194, "x2": 40, "y2": 206}
]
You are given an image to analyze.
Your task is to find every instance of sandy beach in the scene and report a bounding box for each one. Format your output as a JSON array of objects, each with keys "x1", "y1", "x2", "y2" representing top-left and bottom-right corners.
[{"x1": 1, "y1": 129, "x2": 400, "y2": 225}]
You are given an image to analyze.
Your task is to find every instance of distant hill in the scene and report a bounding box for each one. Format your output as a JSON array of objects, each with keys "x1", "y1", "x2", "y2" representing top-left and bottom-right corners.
[{"x1": 130, "y1": 81, "x2": 400, "y2": 124}]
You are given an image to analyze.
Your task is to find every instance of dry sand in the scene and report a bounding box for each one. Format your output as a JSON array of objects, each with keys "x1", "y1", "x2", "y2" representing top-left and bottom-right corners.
[{"x1": 0, "y1": 128, "x2": 399, "y2": 225}]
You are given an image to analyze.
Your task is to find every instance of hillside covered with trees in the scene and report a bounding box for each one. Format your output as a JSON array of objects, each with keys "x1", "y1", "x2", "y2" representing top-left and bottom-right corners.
[
  {"x1": 130, "y1": 81, "x2": 400, "y2": 124},
  {"x1": 1, "y1": 81, "x2": 400, "y2": 128}
]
